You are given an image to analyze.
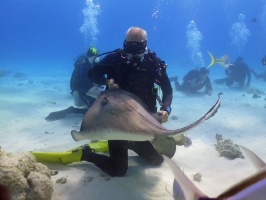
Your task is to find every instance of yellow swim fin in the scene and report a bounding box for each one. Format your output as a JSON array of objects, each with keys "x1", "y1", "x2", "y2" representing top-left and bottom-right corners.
[
  {"x1": 31, "y1": 151, "x2": 82, "y2": 165},
  {"x1": 31, "y1": 140, "x2": 108, "y2": 165},
  {"x1": 207, "y1": 51, "x2": 217, "y2": 68},
  {"x1": 67, "y1": 140, "x2": 109, "y2": 153}
]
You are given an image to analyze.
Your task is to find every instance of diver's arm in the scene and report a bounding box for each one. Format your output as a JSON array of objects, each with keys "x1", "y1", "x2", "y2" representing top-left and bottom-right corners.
[
  {"x1": 204, "y1": 77, "x2": 212, "y2": 95},
  {"x1": 158, "y1": 63, "x2": 173, "y2": 115},
  {"x1": 88, "y1": 53, "x2": 118, "y2": 85},
  {"x1": 70, "y1": 67, "x2": 80, "y2": 92},
  {"x1": 183, "y1": 73, "x2": 189, "y2": 82},
  {"x1": 246, "y1": 67, "x2": 251, "y2": 87},
  {"x1": 88, "y1": 64, "x2": 107, "y2": 85}
]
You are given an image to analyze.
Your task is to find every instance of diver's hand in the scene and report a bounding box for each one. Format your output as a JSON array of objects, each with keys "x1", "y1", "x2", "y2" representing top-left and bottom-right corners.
[
  {"x1": 106, "y1": 79, "x2": 119, "y2": 89},
  {"x1": 158, "y1": 110, "x2": 168, "y2": 123}
]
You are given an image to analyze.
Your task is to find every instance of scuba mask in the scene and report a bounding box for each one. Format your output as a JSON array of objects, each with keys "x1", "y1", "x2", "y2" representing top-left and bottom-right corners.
[
  {"x1": 123, "y1": 40, "x2": 147, "y2": 65},
  {"x1": 126, "y1": 48, "x2": 147, "y2": 65},
  {"x1": 123, "y1": 40, "x2": 147, "y2": 55}
]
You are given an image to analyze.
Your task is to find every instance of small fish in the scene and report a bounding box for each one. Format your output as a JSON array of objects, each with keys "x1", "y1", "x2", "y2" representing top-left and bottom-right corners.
[
  {"x1": 251, "y1": 18, "x2": 257, "y2": 22},
  {"x1": 207, "y1": 51, "x2": 231, "y2": 68},
  {"x1": 163, "y1": 145, "x2": 266, "y2": 200}
]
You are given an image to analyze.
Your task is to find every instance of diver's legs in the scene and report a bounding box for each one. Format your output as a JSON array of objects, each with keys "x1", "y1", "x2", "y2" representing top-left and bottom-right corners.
[
  {"x1": 45, "y1": 106, "x2": 87, "y2": 121},
  {"x1": 226, "y1": 78, "x2": 234, "y2": 87},
  {"x1": 81, "y1": 140, "x2": 128, "y2": 177},
  {"x1": 128, "y1": 141, "x2": 164, "y2": 166},
  {"x1": 73, "y1": 91, "x2": 87, "y2": 108}
]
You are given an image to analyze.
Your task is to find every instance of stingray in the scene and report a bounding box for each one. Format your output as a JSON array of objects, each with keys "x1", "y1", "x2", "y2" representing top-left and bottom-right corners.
[{"x1": 71, "y1": 89, "x2": 221, "y2": 156}]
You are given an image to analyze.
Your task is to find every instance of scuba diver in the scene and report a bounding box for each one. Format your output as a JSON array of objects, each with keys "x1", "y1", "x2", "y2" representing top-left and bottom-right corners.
[
  {"x1": 214, "y1": 57, "x2": 251, "y2": 88},
  {"x1": 262, "y1": 55, "x2": 266, "y2": 65},
  {"x1": 170, "y1": 67, "x2": 212, "y2": 95},
  {"x1": 250, "y1": 55, "x2": 266, "y2": 81},
  {"x1": 33, "y1": 27, "x2": 192, "y2": 174},
  {"x1": 80, "y1": 26, "x2": 174, "y2": 177},
  {"x1": 45, "y1": 46, "x2": 104, "y2": 121}
]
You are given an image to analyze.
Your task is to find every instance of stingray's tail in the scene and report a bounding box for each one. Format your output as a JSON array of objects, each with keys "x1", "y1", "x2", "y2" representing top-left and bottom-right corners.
[{"x1": 170, "y1": 92, "x2": 222, "y2": 140}]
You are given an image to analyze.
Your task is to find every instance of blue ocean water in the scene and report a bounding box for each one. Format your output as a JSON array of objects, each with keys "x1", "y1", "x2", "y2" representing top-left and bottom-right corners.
[{"x1": 1, "y1": 0, "x2": 266, "y2": 75}]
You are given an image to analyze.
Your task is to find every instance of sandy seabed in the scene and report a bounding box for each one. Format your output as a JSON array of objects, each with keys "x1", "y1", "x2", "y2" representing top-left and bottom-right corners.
[{"x1": 0, "y1": 67, "x2": 265, "y2": 200}]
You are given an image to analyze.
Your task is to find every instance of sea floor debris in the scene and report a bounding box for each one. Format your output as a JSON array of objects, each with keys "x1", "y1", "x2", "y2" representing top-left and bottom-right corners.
[{"x1": 215, "y1": 133, "x2": 244, "y2": 159}]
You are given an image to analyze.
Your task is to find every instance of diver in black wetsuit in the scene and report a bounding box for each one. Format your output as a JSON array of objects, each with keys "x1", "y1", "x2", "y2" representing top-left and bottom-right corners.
[
  {"x1": 250, "y1": 55, "x2": 266, "y2": 81},
  {"x1": 45, "y1": 47, "x2": 104, "y2": 121},
  {"x1": 262, "y1": 55, "x2": 266, "y2": 65},
  {"x1": 81, "y1": 26, "x2": 173, "y2": 177},
  {"x1": 214, "y1": 57, "x2": 251, "y2": 87},
  {"x1": 170, "y1": 67, "x2": 212, "y2": 95}
]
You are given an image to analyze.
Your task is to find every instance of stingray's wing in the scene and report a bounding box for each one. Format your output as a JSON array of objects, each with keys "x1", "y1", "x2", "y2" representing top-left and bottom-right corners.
[
  {"x1": 240, "y1": 145, "x2": 266, "y2": 170},
  {"x1": 163, "y1": 155, "x2": 208, "y2": 200},
  {"x1": 218, "y1": 146, "x2": 266, "y2": 199}
]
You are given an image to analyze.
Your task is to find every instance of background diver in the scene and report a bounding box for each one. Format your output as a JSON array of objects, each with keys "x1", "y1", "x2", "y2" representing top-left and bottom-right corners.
[
  {"x1": 45, "y1": 46, "x2": 104, "y2": 121},
  {"x1": 170, "y1": 67, "x2": 212, "y2": 95},
  {"x1": 250, "y1": 55, "x2": 266, "y2": 81},
  {"x1": 214, "y1": 57, "x2": 251, "y2": 88}
]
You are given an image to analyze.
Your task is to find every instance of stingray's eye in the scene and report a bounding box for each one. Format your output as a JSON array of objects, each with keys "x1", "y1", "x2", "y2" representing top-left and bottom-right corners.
[{"x1": 101, "y1": 97, "x2": 108, "y2": 106}]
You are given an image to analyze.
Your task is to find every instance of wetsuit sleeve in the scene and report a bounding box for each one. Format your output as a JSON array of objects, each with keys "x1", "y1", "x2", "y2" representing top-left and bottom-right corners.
[
  {"x1": 157, "y1": 62, "x2": 173, "y2": 113},
  {"x1": 88, "y1": 64, "x2": 107, "y2": 85},
  {"x1": 88, "y1": 54, "x2": 116, "y2": 85},
  {"x1": 70, "y1": 67, "x2": 80, "y2": 92},
  {"x1": 88, "y1": 52, "x2": 122, "y2": 86},
  {"x1": 204, "y1": 77, "x2": 212, "y2": 93},
  {"x1": 71, "y1": 61, "x2": 95, "y2": 94},
  {"x1": 246, "y1": 66, "x2": 251, "y2": 86}
]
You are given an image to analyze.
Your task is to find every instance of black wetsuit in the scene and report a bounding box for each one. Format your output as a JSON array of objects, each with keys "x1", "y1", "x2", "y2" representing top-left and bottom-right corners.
[
  {"x1": 85, "y1": 49, "x2": 173, "y2": 176},
  {"x1": 171, "y1": 69, "x2": 212, "y2": 94},
  {"x1": 70, "y1": 54, "x2": 96, "y2": 107},
  {"x1": 45, "y1": 54, "x2": 96, "y2": 121},
  {"x1": 215, "y1": 59, "x2": 251, "y2": 87}
]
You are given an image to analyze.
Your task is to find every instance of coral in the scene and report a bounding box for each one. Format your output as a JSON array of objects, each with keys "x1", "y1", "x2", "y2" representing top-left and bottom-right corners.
[
  {"x1": 246, "y1": 87, "x2": 265, "y2": 97},
  {"x1": 193, "y1": 173, "x2": 202, "y2": 182},
  {"x1": 0, "y1": 148, "x2": 53, "y2": 200},
  {"x1": 215, "y1": 133, "x2": 244, "y2": 159}
]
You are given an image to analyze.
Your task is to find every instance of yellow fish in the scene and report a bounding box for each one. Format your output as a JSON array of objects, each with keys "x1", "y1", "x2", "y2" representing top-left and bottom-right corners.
[{"x1": 207, "y1": 51, "x2": 231, "y2": 68}]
